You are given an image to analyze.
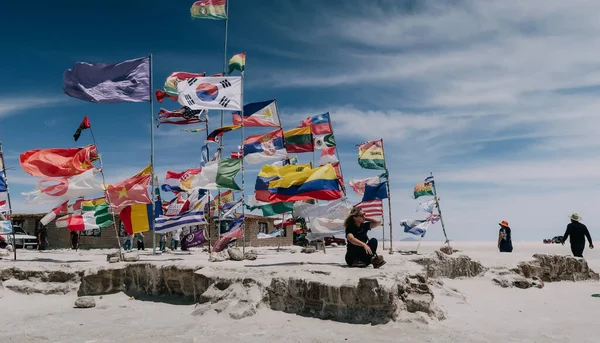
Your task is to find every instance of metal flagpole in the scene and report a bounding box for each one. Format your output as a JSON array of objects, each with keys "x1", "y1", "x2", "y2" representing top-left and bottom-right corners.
[
  {"x1": 381, "y1": 213, "x2": 385, "y2": 250},
  {"x1": 240, "y1": 71, "x2": 246, "y2": 254},
  {"x1": 380, "y1": 139, "x2": 394, "y2": 254},
  {"x1": 149, "y1": 53, "x2": 157, "y2": 255},
  {"x1": 0, "y1": 142, "x2": 16, "y2": 261},
  {"x1": 430, "y1": 172, "x2": 450, "y2": 246},
  {"x1": 217, "y1": 0, "x2": 230, "y2": 239},
  {"x1": 205, "y1": 120, "x2": 213, "y2": 258},
  {"x1": 88, "y1": 127, "x2": 124, "y2": 257}
]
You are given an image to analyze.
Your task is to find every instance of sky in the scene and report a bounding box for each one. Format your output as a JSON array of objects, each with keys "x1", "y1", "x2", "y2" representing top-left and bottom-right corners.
[{"x1": 1, "y1": 0, "x2": 600, "y2": 242}]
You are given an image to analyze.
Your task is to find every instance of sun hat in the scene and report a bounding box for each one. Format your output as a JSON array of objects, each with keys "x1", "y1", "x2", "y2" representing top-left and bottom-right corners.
[
  {"x1": 499, "y1": 220, "x2": 509, "y2": 227},
  {"x1": 570, "y1": 213, "x2": 581, "y2": 221}
]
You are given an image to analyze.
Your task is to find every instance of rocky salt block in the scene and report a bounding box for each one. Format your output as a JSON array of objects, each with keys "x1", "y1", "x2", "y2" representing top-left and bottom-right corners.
[
  {"x1": 74, "y1": 296, "x2": 96, "y2": 308},
  {"x1": 108, "y1": 257, "x2": 120, "y2": 263},
  {"x1": 227, "y1": 248, "x2": 244, "y2": 261},
  {"x1": 301, "y1": 247, "x2": 317, "y2": 254},
  {"x1": 439, "y1": 245, "x2": 454, "y2": 255},
  {"x1": 515, "y1": 254, "x2": 600, "y2": 282},
  {"x1": 106, "y1": 251, "x2": 120, "y2": 262},
  {"x1": 414, "y1": 250, "x2": 487, "y2": 278},
  {"x1": 123, "y1": 252, "x2": 140, "y2": 262},
  {"x1": 243, "y1": 251, "x2": 258, "y2": 261}
]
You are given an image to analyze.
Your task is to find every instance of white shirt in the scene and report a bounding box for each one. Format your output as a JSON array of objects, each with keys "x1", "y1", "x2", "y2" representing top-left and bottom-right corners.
[{"x1": 173, "y1": 229, "x2": 181, "y2": 241}]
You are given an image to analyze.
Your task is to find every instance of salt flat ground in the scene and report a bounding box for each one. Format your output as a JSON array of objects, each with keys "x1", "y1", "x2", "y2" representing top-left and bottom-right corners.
[{"x1": 0, "y1": 241, "x2": 598, "y2": 343}]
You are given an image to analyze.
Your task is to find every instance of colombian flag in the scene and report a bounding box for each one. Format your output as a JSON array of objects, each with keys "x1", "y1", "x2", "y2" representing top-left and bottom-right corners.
[
  {"x1": 120, "y1": 203, "x2": 153, "y2": 234},
  {"x1": 255, "y1": 164, "x2": 311, "y2": 202},
  {"x1": 268, "y1": 164, "x2": 343, "y2": 202}
]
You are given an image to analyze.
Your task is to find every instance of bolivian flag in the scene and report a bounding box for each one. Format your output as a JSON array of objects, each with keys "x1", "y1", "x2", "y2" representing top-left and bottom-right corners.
[{"x1": 268, "y1": 164, "x2": 343, "y2": 202}]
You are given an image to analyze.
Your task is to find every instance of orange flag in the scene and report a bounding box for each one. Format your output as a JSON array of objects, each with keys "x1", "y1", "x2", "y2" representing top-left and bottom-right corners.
[
  {"x1": 106, "y1": 165, "x2": 152, "y2": 213},
  {"x1": 20, "y1": 145, "x2": 99, "y2": 177}
]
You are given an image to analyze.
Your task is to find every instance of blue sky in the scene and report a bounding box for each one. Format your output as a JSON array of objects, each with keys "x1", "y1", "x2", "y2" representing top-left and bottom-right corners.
[{"x1": 1, "y1": 0, "x2": 600, "y2": 242}]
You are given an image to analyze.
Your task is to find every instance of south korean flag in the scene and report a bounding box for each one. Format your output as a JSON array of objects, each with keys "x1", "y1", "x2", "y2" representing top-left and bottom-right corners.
[{"x1": 177, "y1": 76, "x2": 242, "y2": 111}]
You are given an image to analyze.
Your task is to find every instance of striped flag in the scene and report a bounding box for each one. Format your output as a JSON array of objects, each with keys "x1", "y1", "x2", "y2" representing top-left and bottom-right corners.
[
  {"x1": 40, "y1": 201, "x2": 69, "y2": 226},
  {"x1": 154, "y1": 196, "x2": 208, "y2": 232},
  {"x1": 0, "y1": 199, "x2": 6, "y2": 212},
  {"x1": 354, "y1": 199, "x2": 383, "y2": 217}
]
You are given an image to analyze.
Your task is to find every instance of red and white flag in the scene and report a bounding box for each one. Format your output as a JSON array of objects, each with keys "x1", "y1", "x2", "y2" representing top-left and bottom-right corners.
[
  {"x1": 355, "y1": 199, "x2": 383, "y2": 217},
  {"x1": 40, "y1": 201, "x2": 69, "y2": 226},
  {"x1": 349, "y1": 176, "x2": 380, "y2": 195},
  {"x1": 0, "y1": 200, "x2": 6, "y2": 212},
  {"x1": 319, "y1": 147, "x2": 338, "y2": 165}
]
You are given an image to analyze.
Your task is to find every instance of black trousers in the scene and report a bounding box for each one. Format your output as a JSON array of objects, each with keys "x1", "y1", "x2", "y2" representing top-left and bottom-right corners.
[
  {"x1": 571, "y1": 243, "x2": 585, "y2": 257},
  {"x1": 345, "y1": 238, "x2": 378, "y2": 266},
  {"x1": 137, "y1": 241, "x2": 145, "y2": 250}
]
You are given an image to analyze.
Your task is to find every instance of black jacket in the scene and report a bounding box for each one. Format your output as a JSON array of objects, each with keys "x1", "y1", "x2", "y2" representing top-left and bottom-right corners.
[{"x1": 563, "y1": 221, "x2": 592, "y2": 246}]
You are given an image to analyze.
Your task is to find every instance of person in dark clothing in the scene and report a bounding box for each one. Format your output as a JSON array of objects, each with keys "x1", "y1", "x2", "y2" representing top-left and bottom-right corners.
[
  {"x1": 498, "y1": 220, "x2": 513, "y2": 253},
  {"x1": 70, "y1": 231, "x2": 79, "y2": 250},
  {"x1": 344, "y1": 207, "x2": 385, "y2": 268},
  {"x1": 562, "y1": 213, "x2": 593, "y2": 257},
  {"x1": 37, "y1": 225, "x2": 48, "y2": 251}
]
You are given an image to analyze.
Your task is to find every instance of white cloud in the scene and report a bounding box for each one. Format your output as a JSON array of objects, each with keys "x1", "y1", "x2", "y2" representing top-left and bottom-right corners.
[{"x1": 0, "y1": 96, "x2": 65, "y2": 119}]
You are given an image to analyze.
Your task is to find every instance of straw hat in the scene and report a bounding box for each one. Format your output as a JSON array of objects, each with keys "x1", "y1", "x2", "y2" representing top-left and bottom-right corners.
[
  {"x1": 570, "y1": 213, "x2": 581, "y2": 221},
  {"x1": 499, "y1": 220, "x2": 509, "y2": 227}
]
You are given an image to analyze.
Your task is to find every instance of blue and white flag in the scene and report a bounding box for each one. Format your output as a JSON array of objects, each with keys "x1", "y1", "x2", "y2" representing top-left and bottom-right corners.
[
  {"x1": 0, "y1": 220, "x2": 12, "y2": 233},
  {"x1": 414, "y1": 199, "x2": 436, "y2": 213},
  {"x1": 257, "y1": 229, "x2": 282, "y2": 239},
  {"x1": 424, "y1": 175, "x2": 434, "y2": 183},
  {"x1": 155, "y1": 196, "x2": 207, "y2": 232},
  {"x1": 0, "y1": 171, "x2": 7, "y2": 192},
  {"x1": 400, "y1": 219, "x2": 428, "y2": 237}
]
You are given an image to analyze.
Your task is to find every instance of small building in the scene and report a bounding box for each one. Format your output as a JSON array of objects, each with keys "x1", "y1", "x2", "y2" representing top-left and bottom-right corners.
[{"x1": 9, "y1": 212, "x2": 292, "y2": 250}]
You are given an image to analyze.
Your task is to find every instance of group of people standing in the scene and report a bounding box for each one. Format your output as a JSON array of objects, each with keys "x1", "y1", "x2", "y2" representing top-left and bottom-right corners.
[
  {"x1": 342, "y1": 208, "x2": 595, "y2": 269},
  {"x1": 122, "y1": 228, "x2": 182, "y2": 252}
]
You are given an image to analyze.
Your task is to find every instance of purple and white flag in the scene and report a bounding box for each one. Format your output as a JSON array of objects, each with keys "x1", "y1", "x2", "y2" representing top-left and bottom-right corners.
[
  {"x1": 181, "y1": 229, "x2": 208, "y2": 250},
  {"x1": 63, "y1": 57, "x2": 150, "y2": 103}
]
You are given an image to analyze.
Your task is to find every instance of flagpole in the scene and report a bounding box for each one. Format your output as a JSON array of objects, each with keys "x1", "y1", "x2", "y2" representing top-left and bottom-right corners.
[
  {"x1": 217, "y1": 0, "x2": 230, "y2": 233},
  {"x1": 430, "y1": 172, "x2": 450, "y2": 246},
  {"x1": 88, "y1": 127, "x2": 124, "y2": 257},
  {"x1": 0, "y1": 142, "x2": 16, "y2": 261},
  {"x1": 381, "y1": 213, "x2": 385, "y2": 250},
  {"x1": 240, "y1": 71, "x2": 246, "y2": 255},
  {"x1": 381, "y1": 139, "x2": 394, "y2": 254},
  {"x1": 205, "y1": 120, "x2": 213, "y2": 259},
  {"x1": 149, "y1": 53, "x2": 157, "y2": 255}
]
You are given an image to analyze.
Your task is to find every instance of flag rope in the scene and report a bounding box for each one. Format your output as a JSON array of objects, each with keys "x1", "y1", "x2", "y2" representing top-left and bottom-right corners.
[{"x1": 88, "y1": 125, "x2": 124, "y2": 259}]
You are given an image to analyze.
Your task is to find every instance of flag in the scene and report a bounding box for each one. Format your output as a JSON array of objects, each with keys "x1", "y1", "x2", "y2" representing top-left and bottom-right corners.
[
  {"x1": 231, "y1": 151, "x2": 242, "y2": 159},
  {"x1": 181, "y1": 158, "x2": 241, "y2": 191},
  {"x1": 362, "y1": 181, "x2": 388, "y2": 202},
  {"x1": 213, "y1": 216, "x2": 244, "y2": 252},
  {"x1": 413, "y1": 182, "x2": 434, "y2": 199},
  {"x1": 177, "y1": 76, "x2": 242, "y2": 110},
  {"x1": 206, "y1": 125, "x2": 241, "y2": 143},
  {"x1": 293, "y1": 197, "x2": 351, "y2": 219},
  {"x1": 243, "y1": 128, "x2": 287, "y2": 164},
  {"x1": 354, "y1": 200, "x2": 383, "y2": 217},
  {"x1": 0, "y1": 199, "x2": 6, "y2": 212},
  {"x1": 357, "y1": 139, "x2": 385, "y2": 170},
  {"x1": 55, "y1": 204, "x2": 113, "y2": 232},
  {"x1": 22, "y1": 169, "x2": 103, "y2": 204},
  {"x1": 220, "y1": 198, "x2": 243, "y2": 219},
  {"x1": 246, "y1": 195, "x2": 294, "y2": 217},
  {"x1": 254, "y1": 164, "x2": 311, "y2": 202},
  {"x1": 163, "y1": 71, "x2": 206, "y2": 97},
  {"x1": 257, "y1": 229, "x2": 282, "y2": 239},
  {"x1": 0, "y1": 171, "x2": 6, "y2": 192},
  {"x1": 161, "y1": 169, "x2": 201, "y2": 193},
  {"x1": 81, "y1": 197, "x2": 107, "y2": 211},
  {"x1": 284, "y1": 126, "x2": 313, "y2": 153},
  {"x1": 106, "y1": 165, "x2": 152, "y2": 213},
  {"x1": 227, "y1": 52, "x2": 246, "y2": 75},
  {"x1": 164, "y1": 195, "x2": 186, "y2": 216},
  {"x1": 181, "y1": 128, "x2": 207, "y2": 133},
  {"x1": 348, "y1": 176, "x2": 380, "y2": 196},
  {"x1": 319, "y1": 147, "x2": 338, "y2": 165},
  {"x1": 424, "y1": 175, "x2": 434, "y2": 183},
  {"x1": 301, "y1": 112, "x2": 333, "y2": 135},
  {"x1": 40, "y1": 201, "x2": 69, "y2": 226},
  {"x1": 73, "y1": 116, "x2": 91, "y2": 141},
  {"x1": 0, "y1": 220, "x2": 13, "y2": 233},
  {"x1": 232, "y1": 99, "x2": 280, "y2": 127},
  {"x1": 157, "y1": 107, "x2": 206, "y2": 126},
  {"x1": 20, "y1": 145, "x2": 99, "y2": 177},
  {"x1": 268, "y1": 164, "x2": 343, "y2": 202},
  {"x1": 63, "y1": 57, "x2": 150, "y2": 103},
  {"x1": 401, "y1": 219, "x2": 429, "y2": 237},
  {"x1": 120, "y1": 203, "x2": 154, "y2": 234},
  {"x1": 415, "y1": 199, "x2": 436, "y2": 213},
  {"x1": 209, "y1": 190, "x2": 234, "y2": 216},
  {"x1": 181, "y1": 229, "x2": 208, "y2": 250},
  {"x1": 293, "y1": 198, "x2": 351, "y2": 241},
  {"x1": 314, "y1": 134, "x2": 335, "y2": 150},
  {"x1": 155, "y1": 198, "x2": 208, "y2": 233},
  {"x1": 331, "y1": 162, "x2": 344, "y2": 187},
  {"x1": 191, "y1": 0, "x2": 227, "y2": 20}
]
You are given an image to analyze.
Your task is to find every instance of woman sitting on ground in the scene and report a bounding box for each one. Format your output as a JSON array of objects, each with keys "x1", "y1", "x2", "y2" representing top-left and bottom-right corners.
[{"x1": 344, "y1": 208, "x2": 385, "y2": 268}]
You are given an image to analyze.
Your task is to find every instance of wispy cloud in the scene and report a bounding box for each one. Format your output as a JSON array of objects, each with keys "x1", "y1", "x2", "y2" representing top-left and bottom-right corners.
[{"x1": 0, "y1": 96, "x2": 65, "y2": 119}]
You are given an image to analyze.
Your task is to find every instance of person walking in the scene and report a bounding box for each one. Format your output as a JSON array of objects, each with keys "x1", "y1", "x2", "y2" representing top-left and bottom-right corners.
[
  {"x1": 498, "y1": 220, "x2": 513, "y2": 253},
  {"x1": 343, "y1": 207, "x2": 385, "y2": 268},
  {"x1": 171, "y1": 228, "x2": 181, "y2": 251},
  {"x1": 136, "y1": 232, "x2": 145, "y2": 251},
  {"x1": 562, "y1": 213, "x2": 593, "y2": 257},
  {"x1": 159, "y1": 233, "x2": 167, "y2": 252}
]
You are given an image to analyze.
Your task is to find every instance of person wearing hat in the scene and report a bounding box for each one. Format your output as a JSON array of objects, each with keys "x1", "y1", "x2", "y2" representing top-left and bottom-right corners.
[
  {"x1": 343, "y1": 207, "x2": 385, "y2": 268},
  {"x1": 497, "y1": 220, "x2": 513, "y2": 253},
  {"x1": 562, "y1": 213, "x2": 593, "y2": 257}
]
